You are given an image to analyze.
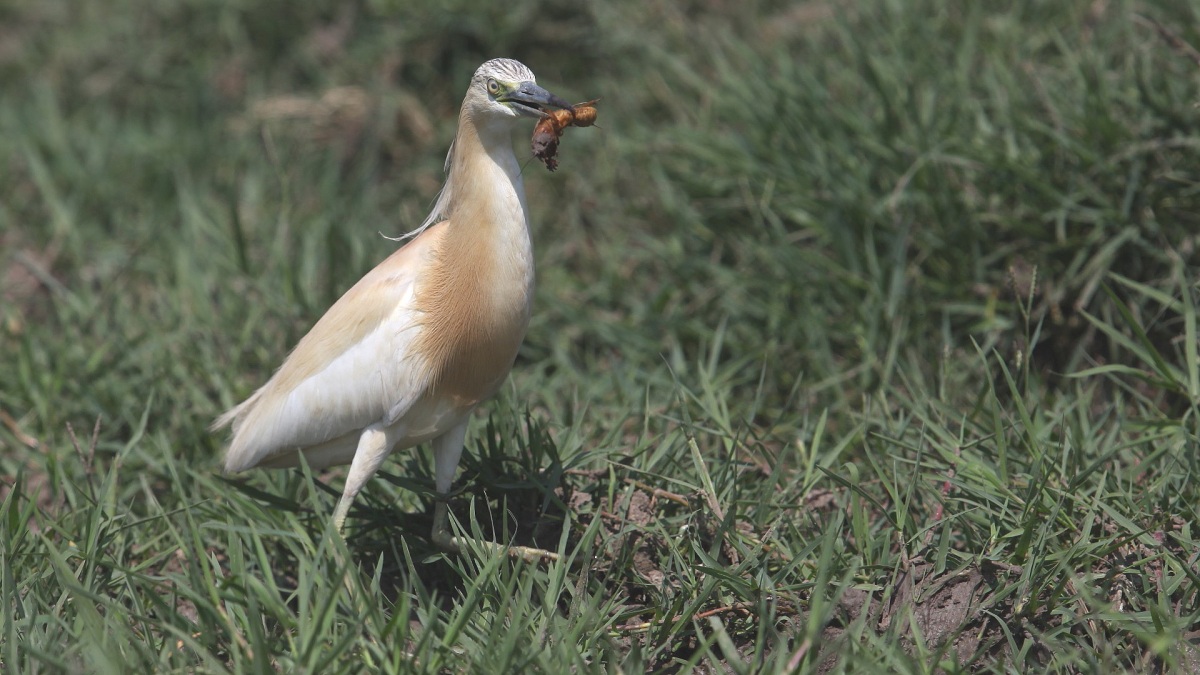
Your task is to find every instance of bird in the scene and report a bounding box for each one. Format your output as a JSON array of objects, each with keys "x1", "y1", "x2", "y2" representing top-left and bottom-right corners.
[{"x1": 212, "y1": 58, "x2": 575, "y2": 562}]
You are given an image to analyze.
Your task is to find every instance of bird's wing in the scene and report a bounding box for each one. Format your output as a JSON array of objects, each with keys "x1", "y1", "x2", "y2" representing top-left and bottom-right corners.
[{"x1": 216, "y1": 223, "x2": 447, "y2": 472}]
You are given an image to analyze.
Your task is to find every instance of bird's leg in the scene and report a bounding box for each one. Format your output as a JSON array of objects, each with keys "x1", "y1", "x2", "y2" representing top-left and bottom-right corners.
[
  {"x1": 429, "y1": 421, "x2": 466, "y2": 552},
  {"x1": 430, "y1": 422, "x2": 560, "y2": 564},
  {"x1": 332, "y1": 422, "x2": 399, "y2": 533}
]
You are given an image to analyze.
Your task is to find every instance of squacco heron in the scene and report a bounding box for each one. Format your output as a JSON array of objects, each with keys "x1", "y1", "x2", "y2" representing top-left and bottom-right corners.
[{"x1": 213, "y1": 59, "x2": 574, "y2": 562}]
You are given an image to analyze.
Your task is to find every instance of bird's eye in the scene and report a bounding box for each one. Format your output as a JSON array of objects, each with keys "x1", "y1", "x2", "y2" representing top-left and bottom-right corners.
[{"x1": 486, "y1": 78, "x2": 500, "y2": 95}]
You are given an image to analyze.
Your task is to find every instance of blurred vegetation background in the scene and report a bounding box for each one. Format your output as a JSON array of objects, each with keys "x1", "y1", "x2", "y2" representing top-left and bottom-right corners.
[{"x1": 2, "y1": 0, "x2": 1199, "y2": 671}]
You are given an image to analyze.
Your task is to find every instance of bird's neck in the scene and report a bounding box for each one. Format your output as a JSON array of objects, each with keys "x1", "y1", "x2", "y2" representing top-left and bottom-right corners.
[
  {"x1": 438, "y1": 118, "x2": 534, "y2": 288},
  {"x1": 412, "y1": 117, "x2": 536, "y2": 405},
  {"x1": 444, "y1": 118, "x2": 529, "y2": 237}
]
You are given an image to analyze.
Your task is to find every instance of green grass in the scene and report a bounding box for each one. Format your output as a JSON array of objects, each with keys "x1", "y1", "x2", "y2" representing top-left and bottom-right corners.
[{"x1": 3, "y1": 0, "x2": 1200, "y2": 672}]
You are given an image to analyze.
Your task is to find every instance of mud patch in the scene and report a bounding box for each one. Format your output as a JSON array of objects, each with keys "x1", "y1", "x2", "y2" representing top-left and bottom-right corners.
[{"x1": 878, "y1": 562, "x2": 998, "y2": 664}]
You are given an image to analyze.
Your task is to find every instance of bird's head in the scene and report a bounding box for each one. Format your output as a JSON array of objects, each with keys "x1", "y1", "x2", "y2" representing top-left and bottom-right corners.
[{"x1": 464, "y1": 58, "x2": 573, "y2": 125}]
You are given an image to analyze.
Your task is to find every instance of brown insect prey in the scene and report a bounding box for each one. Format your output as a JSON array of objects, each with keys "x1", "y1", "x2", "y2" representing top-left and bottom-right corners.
[{"x1": 531, "y1": 100, "x2": 598, "y2": 171}]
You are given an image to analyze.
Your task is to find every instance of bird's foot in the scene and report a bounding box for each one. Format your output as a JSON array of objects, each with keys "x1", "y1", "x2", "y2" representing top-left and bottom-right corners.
[{"x1": 432, "y1": 501, "x2": 560, "y2": 564}]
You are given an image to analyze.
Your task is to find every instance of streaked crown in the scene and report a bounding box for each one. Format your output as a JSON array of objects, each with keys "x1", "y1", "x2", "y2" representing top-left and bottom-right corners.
[{"x1": 473, "y1": 58, "x2": 536, "y2": 85}]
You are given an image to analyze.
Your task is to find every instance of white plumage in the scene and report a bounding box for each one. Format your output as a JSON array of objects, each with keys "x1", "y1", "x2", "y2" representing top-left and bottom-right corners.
[{"x1": 217, "y1": 226, "x2": 443, "y2": 471}]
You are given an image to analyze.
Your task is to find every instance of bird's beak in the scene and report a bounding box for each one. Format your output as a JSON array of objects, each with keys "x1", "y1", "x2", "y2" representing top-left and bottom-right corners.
[{"x1": 500, "y1": 81, "x2": 574, "y2": 118}]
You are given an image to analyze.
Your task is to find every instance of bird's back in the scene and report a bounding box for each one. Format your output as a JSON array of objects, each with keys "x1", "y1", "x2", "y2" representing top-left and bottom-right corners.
[
  {"x1": 215, "y1": 224, "x2": 445, "y2": 472},
  {"x1": 215, "y1": 194, "x2": 535, "y2": 473}
]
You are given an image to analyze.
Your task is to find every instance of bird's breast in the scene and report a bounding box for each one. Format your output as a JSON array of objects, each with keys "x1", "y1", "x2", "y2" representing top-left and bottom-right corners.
[
  {"x1": 412, "y1": 211, "x2": 534, "y2": 408},
  {"x1": 432, "y1": 308, "x2": 530, "y2": 407}
]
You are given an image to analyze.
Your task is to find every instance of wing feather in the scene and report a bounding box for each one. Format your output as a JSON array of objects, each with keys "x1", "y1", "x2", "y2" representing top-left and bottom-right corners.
[{"x1": 215, "y1": 223, "x2": 446, "y2": 472}]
